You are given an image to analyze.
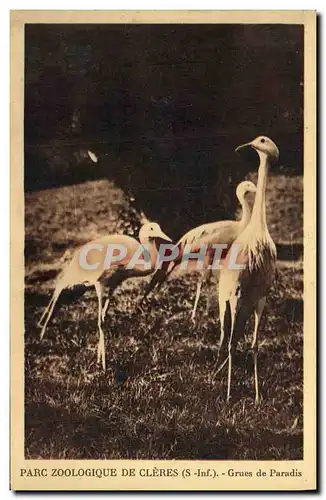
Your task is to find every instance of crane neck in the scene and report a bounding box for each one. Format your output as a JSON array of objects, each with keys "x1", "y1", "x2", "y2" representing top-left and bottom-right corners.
[
  {"x1": 238, "y1": 192, "x2": 251, "y2": 228},
  {"x1": 249, "y1": 151, "x2": 270, "y2": 231},
  {"x1": 140, "y1": 236, "x2": 160, "y2": 269}
]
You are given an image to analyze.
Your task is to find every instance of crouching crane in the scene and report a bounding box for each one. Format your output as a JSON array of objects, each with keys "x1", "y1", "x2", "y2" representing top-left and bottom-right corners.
[
  {"x1": 38, "y1": 222, "x2": 172, "y2": 370},
  {"x1": 217, "y1": 136, "x2": 279, "y2": 404},
  {"x1": 143, "y1": 180, "x2": 257, "y2": 322}
]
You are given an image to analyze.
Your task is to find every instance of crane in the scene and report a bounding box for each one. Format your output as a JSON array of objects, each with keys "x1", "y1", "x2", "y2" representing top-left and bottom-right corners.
[
  {"x1": 143, "y1": 180, "x2": 257, "y2": 322},
  {"x1": 38, "y1": 222, "x2": 172, "y2": 370},
  {"x1": 217, "y1": 135, "x2": 279, "y2": 404}
]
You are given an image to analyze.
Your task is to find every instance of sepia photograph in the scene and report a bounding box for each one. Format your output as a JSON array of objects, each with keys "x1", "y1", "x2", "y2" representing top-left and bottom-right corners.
[{"x1": 11, "y1": 10, "x2": 316, "y2": 491}]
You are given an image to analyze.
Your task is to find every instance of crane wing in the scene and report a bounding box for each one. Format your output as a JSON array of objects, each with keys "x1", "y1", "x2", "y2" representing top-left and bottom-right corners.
[
  {"x1": 179, "y1": 220, "x2": 239, "y2": 252},
  {"x1": 59, "y1": 234, "x2": 147, "y2": 288},
  {"x1": 143, "y1": 220, "x2": 240, "y2": 299}
]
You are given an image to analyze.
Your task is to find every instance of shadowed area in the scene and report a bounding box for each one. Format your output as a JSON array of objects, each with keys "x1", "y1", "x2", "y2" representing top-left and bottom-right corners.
[
  {"x1": 25, "y1": 24, "x2": 303, "y2": 238},
  {"x1": 25, "y1": 399, "x2": 302, "y2": 460}
]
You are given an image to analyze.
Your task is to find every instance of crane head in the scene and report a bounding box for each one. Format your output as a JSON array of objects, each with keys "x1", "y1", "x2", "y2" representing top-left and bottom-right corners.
[
  {"x1": 236, "y1": 180, "x2": 257, "y2": 200},
  {"x1": 235, "y1": 136, "x2": 279, "y2": 163},
  {"x1": 139, "y1": 222, "x2": 172, "y2": 243}
]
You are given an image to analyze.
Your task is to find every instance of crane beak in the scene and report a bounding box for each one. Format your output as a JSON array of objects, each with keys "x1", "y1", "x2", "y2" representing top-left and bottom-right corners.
[
  {"x1": 155, "y1": 229, "x2": 172, "y2": 242},
  {"x1": 235, "y1": 142, "x2": 255, "y2": 154}
]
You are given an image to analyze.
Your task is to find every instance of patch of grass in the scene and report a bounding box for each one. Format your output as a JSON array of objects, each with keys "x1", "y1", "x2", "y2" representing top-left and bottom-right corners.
[{"x1": 24, "y1": 177, "x2": 303, "y2": 460}]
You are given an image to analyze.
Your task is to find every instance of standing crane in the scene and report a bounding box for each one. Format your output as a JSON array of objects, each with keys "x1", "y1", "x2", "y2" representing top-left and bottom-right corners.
[
  {"x1": 217, "y1": 136, "x2": 279, "y2": 404},
  {"x1": 38, "y1": 222, "x2": 172, "y2": 370},
  {"x1": 143, "y1": 180, "x2": 257, "y2": 322}
]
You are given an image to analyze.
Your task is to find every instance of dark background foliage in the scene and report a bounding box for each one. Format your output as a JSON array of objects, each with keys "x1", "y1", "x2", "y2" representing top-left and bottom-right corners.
[{"x1": 25, "y1": 23, "x2": 303, "y2": 238}]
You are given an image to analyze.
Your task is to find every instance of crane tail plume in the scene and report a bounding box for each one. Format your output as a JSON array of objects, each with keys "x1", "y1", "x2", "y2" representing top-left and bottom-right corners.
[
  {"x1": 142, "y1": 260, "x2": 174, "y2": 301},
  {"x1": 142, "y1": 268, "x2": 166, "y2": 300}
]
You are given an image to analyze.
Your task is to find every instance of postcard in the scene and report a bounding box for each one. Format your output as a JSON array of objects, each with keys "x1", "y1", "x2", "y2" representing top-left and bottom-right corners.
[{"x1": 10, "y1": 10, "x2": 316, "y2": 491}]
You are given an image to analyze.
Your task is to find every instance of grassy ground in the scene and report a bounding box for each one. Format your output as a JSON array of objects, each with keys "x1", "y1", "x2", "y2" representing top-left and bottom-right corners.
[{"x1": 24, "y1": 175, "x2": 303, "y2": 460}]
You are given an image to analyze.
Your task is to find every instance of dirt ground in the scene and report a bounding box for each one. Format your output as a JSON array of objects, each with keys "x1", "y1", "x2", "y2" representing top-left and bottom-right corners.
[{"x1": 24, "y1": 174, "x2": 303, "y2": 459}]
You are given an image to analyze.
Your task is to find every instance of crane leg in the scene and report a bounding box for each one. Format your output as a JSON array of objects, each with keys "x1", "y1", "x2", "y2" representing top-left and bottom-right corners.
[
  {"x1": 227, "y1": 340, "x2": 234, "y2": 403},
  {"x1": 252, "y1": 296, "x2": 266, "y2": 405},
  {"x1": 191, "y1": 274, "x2": 204, "y2": 323},
  {"x1": 38, "y1": 293, "x2": 56, "y2": 327},
  {"x1": 226, "y1": 297, "x2": 238, "y2": 402},
  {"x1": 218, "y1": 299, "x2": 227, "y2": 354},
  {"x1": 39, "y1": 284, "x2": 63, "y2": 340},
  {"x1": 204, "y1": 269, "x2": 213, "y2": 316},
  {"x1": 214, "y1": 294, "x2": 230, "y2": 372},
  {"x1": 102, "y1": 298, "x2": 109, "y2": 322},
  {"x1": 95, "y1": 281, "x2": 106, "y2": 371}
]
